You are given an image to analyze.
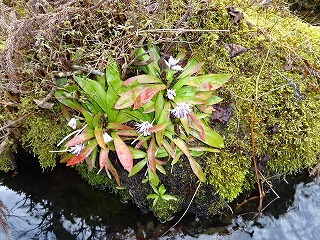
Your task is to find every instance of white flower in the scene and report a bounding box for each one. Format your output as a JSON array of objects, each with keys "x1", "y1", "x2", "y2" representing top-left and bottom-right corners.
[
  {"x1": 171, "y1": 102, "x2": 192, "y2": 118},
  {"x1": 165, "y1": 56, "x2": 183, "y2": 71},
  {"x1": 103, "y1": 132, "x2": 113, "y2": 143},
  {"x1": 67, "y1": 117, "x2": 77, "y2": 129},
  {"x1": 135, "y1": 121, "x2": 153, "y2": 136},
  {"x1": 166, "y1": 89, "x2": 176, "y2": 100},
  {"x1": 68, "y1": 144, "x2": 84, "y2": 156}
]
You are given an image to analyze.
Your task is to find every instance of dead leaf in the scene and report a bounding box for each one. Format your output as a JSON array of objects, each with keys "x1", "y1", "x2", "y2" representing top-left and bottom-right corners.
[
  {"x1": 210, "y1": 105, "x2": 233, "y2": 124},
  {"x1": 227, "y1": 7, "x2": 244, "y2": 25},
  {"x1": 224, "y1": 44, "x2": 247, "y2": 58}
]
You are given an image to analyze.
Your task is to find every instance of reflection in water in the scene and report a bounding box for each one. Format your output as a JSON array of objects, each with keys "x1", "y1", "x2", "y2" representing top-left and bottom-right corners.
[
  {"x1": 0, "y1": 153, "x2": 319, "y2": 240},
  {"x1": 163, "y1": 178, "x2": 320, "y2": 240}
]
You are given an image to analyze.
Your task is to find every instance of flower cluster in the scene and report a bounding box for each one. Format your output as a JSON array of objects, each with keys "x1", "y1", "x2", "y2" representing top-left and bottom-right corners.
[
  {"x1": 165, "y1": 56, "x2": 183, "y2": 71},
  {"x1": 166, "y1": 89, "x2": 176, "y2": 100},
  {"x1": 135, "y1": 121, "x2": 153, "y2": 136},
  {"x1": 171, "y1": 102, "x2": 192, "y2": 118}
]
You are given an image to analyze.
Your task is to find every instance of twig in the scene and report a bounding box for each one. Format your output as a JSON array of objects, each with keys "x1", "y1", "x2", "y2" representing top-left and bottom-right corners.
[
  {"x1": 249, "y1": 43, "x2": 272, "y2": 215},
  {"x1": 160, "y1": 182, "x2": 201, "y2": 237},
  {"x1": 142, "y1": 28, "x2": 230, "y2": 33},
  {"x1": 0, "y1": 113, "x2": 31, "y2": 132}
]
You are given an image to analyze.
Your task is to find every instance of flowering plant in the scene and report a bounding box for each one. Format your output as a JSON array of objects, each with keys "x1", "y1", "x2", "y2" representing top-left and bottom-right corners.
[{"x1": 53, "y1": 45, "x2": 230, "y2": 193}]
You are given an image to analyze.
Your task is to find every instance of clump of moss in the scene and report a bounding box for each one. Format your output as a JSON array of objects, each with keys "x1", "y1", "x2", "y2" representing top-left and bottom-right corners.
[
  {"x1": 188, "y1": 1, "x2": 320, "y2": 201},
  {"x1": 149, "y1": 197, "x2": 182, "y2": 223},
  {"x1": 21, "y1": 115, "x2": 69, "y2": 169}
]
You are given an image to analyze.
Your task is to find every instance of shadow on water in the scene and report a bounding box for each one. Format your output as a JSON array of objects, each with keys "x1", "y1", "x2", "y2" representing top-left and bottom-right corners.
[{"x1": 0, "y1": 149, "x2": 319, "y2": 240}]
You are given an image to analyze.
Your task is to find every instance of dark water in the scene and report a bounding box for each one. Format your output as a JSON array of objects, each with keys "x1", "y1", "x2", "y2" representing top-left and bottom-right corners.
[{"x1": 0, "y1": 153, "x2": 319, "y2": 240}]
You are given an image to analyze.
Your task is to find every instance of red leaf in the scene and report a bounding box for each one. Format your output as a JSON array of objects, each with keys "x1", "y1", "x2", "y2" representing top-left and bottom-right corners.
[
  {"x1": 64, "y1": 129, "x2": 94, "y2": 147},
  {"x1": 189, "y1": 113, "x2": 205, "y2": 140},
  {"x1": 99, "y1": 148, "x2": 109, "y2": 169},
  {"x1": 66, "y1": 141, "x2": 97, "y2": 166},
  {"x1": 133, "y1": 85, "x2": 165, "y2": 110},
  {"x1": 147, "y1": 138, "x2": 157, "y2": 172},
  {"x1": 111, "y1": 132, "x2": 133, "y2": 172}
]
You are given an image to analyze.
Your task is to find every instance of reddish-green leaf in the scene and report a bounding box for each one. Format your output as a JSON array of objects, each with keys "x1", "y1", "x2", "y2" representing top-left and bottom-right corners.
[
  {"x1": 99, "y1": 148, "x2": 109, "y2": 169},
  {"x1": 116, "y1": 130, "x2": 138, "y2": 137},
  {"x1": 162, "y1": 138, "x2": 175, "y2": 158},
  {"x1": 148, "y1": 123, "x2": 168, "y2": 133},
  {"x1": 66, "y1": 140, "x2": 97, "y2": 166},
  {"x1": 107, "y1": 122, "x2": 133, "y2": 130},
  {"x1": 147, "y1": 138, "x2": 157, "y2": 172},
  {"x1": 60, "y1": 153, "x2": 73, "y2": 163},
  {"x1": 114, "y1": 89, "x2": 136, "y2": 109},
  {"x1": 133, "y1": 84, "x2": 165, "y2": 110},
  {"x1": 95, "y1": 127, "x2": 106, "y2": 150},
  {"x1": 111, "y1": 132, "x2": 133, "y2": 172},
  {"x1": 123, "y1": 75, "x2": 162, "y2": 85},
  {"x1": 106, "y1": 158, "x2": 121, "y2": 186},
  {"x1": 189, "y1": 113, "x2": 205, "y2": 140},
  {"x1": 189, "y1": 147, "x2": 220, "y2": 153},
  {"x1": 64, "y1": 129, "x2": 94, "y2": 147},
  {"x1": 165, "y1": 133, "x2": 205, "y2": 182}
]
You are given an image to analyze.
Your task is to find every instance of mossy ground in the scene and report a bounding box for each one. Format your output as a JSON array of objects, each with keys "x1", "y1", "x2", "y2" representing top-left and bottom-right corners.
[{"x1": 1, "y1": 0, "x2": 320, "y2": 220}]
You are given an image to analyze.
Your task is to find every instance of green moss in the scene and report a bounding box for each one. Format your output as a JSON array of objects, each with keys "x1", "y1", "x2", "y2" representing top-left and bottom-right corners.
[
  {"x1": 21, "y1": 115, "x2": 69, "y2": 169},
  {"x1": 149, "y1": 197, "x2": 182, "y2": 222},
  {"x1": 75, "y1": 163, "x2": 131, "y2": 201},
  {"x1": 189, "y1": 1, "x2": 320, "y2": 201},
  {"x1": 0, "y1": 140, "x2": 17, "y2": 172}
]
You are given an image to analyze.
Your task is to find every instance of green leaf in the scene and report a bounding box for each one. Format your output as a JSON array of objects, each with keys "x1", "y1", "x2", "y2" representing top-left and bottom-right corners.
[
  {"x1": 177, "y1": 58, "x2": 204, "y2": 80},
  {"x1": 156, "y1": 162, "x2": 167, "y2": 174},
  {"x1": 111, "y1": 132, "x2": 133, "y2": 172},
  {"x1": 155, "y1": 102, "x2": 171, "y2": 146},
  {"x1": 128, "y1": 147, "x2": 147, "y2": 159},
  {"x1": 54, "y1": 90, "x2": 85, "y2": 113},
  {"x1": 75, "y1": 76, "x2": 109, "y2": 113},
  {"x1": 190, "y1": 119, "x2": 225, "y2": 148},
  {"x1": 146, "y1": 193, "x2": 158, "y2": 200},
  {"x1": 105, "y1": 57, "x2": 122, "y2": 93},
  {"x1": 155, "y1": 91, "x2": 164, "y2": 121},
  {"x1": 128, "y1": 159, "x2": 147, "y2": 177},
  {"x1": 189, "y1": 147, "x2": 220, "y2": 153},
  {"x1": 92, "y1": 113, "x2": 102, "y2": 128},
  {"x1": 188, "y1": 73, "x2": 231, "y2": 86},
  {"x1": 161, "y1": 195, "x2": 178, "y2": 201},
  {"x1": 82, "y1": 110, "x2": 93, "y2": 129},
  {"x1": 158, "y1": 184, "x2": 166, "y2": 195},
  {"x1": 148, "y1": 168, "x2": 159, "y2": 186}
]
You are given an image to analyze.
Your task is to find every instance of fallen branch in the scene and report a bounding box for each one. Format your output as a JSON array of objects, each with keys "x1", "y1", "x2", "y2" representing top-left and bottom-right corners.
[{"x1": 249, "y1": 43, "x2": 272, "y2": 215}]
